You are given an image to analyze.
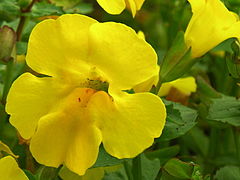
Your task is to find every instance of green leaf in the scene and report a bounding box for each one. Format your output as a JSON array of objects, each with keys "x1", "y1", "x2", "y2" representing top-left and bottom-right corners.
[
  {"x1": 59, "y1": 165, "x2": 109, "y2": 180},
  {"x1": 191, "y1": 166, "x2": 205, "y2": 180},
  {"x1": 0, "y1": 0, "x2": 20, "y2": 22},
  {"x1": 158, "y1": 100, "x2": 198, "y2": 141},
  {"x1": 163, "y1": 159, "x2": 193, "y2": 179},
  {"x1": 64, "y1": 3, "x2": 93, "y2": 14},
  {"x1": 196, "y1": 76, "x2": 221, "y2": 98},
  {"x1": 131, "y1": 154, "x2": 161, "y2": 180},
  {"x1": 146, "y1": 145, "x2": 180, "y2": 164},
  {"x1": 214, "y1": 166, "x2": 240, "y2": 180},
  {"x1": 141, "y1": 154, "x2": 161, "y2": 180},
  {"x1": 161, "y1": 170, "x2": 183, "y2": 180},
  {"x1": 35, "y1": 166, "x2": 60, "y2": 180},
  {"x1": 181, "y1": 127, "x2": 209, "y2": 157},
  {"x1": 49, "y1": 0, "x2": 81, "y2": 9},
  {"x1": 31, "y1": 2, "x2": 64, "y2": 18},
  {"x1": 93, "y1": 146, "x2": 125, "y2": 168},
  {"x1": 207, "y1": 95, "x2": 240, "y2": 126},
  {"x1": 161, "y1": 160, "x2": 206, "y2": 180},
  {"x1": 103, "y1": 166, "x2": 128, "y2": 180},
  {"x1": 23, "y1": 170, "x2": 37, "y2": 180},
  {"x1": 18, "y1": 0, "x2": 31, "y2": 8},
  {"x1": 16, "y1": 41, "x2": 27, "y2": 55}
]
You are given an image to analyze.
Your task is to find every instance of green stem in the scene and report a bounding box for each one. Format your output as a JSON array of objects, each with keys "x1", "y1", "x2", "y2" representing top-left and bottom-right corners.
[
  {"x1": 132, "y1": 155, "x2": 142, "y2": 180},
  {"x1": 1, "y1": 59, "x2": 14, "y2": 104},
  {"x1": 233, "y1": 127, "x2": 240, "y2": 160},
  {"x1": 154, "y1": 69, "x2": 163, "y2": 95},
  {"x1": 204, "y1": 127, "x2": 219, "y2": 174},
  {"x1": 16, "y1": 16, "x2": 26, "y2": 41},
  {"x1": 16, "y1": 0, "x2": 38, "y2": 41},
  {"x1": 154, "y1": 79, "x2": 162, "y2": 95},
  {"x1": 208, "y1": 128, "x2": 218, "y2": 158},
  {"x1": 123, "y1": 161, "x2": 133, "y2": 180}
]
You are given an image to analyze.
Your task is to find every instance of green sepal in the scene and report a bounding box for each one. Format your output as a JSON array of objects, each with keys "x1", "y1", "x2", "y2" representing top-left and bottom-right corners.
[{"x1": 160, "y1": 31, "x2": 196, "y2": 83}]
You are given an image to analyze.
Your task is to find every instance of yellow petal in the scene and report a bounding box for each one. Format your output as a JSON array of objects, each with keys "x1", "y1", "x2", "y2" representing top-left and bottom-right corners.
[
  {"x1": 126, "y1": 0, "x2": 137, "y2": 17},
  {"x1": 133, "y1": 75, "x2": 158, "y2": 93},
  {"x1": 0, "y1": 141, "x2": 18, "y2": 158},
  {"x1": 96, "y1": 0, "x2": 126, "y2": 14},
  {"x1": 0, "y1": 156, "x2": 28, "y2": 180},
  {"x1": 88, "y1": 90, "x2": 166, "y2": 158},
  {"x1": 187, "y1": 0, "x2": 205, "y2": 13},
  {"x1": 30, "y1": 88, "x2": 102, "y2": 176},
  {"x1": 137, "y1": 30, "x2": 146, "y2": 40},
  {"x1": 134, "y1": 0, "x2": 145, "y2": 10},
  {"x1": 16, "y1": 55, "x2": 25, "y2": 62},
  {"x1": 6, "y1": 73, "x2": 68, "y2": 139},
  {"x1": 26, "y1": 14, "x2": 97, "y2": 77},
  {"x1": 89, "y1": 22, "x2": 159, "y2": 90},
  {"x1": 158, "y1": 77, "x2": 196, "y2": 96},
  {"x1": 185, "y1": 0, "x2": 240, "y2": 58}
]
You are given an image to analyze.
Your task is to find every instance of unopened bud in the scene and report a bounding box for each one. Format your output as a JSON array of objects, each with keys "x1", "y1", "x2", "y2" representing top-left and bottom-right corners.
[{"x1": 0, "y1": 26, "x2": 16, "y2": 63}]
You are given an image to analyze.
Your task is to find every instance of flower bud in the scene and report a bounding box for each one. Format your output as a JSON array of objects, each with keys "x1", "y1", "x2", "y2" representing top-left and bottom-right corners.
[{"x1": 0, "y1": 26, "x2": 16, "y2": 63}]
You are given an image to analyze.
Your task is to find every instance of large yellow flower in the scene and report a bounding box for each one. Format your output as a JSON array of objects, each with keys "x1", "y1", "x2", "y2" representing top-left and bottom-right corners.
[
  {"x1": 96, "y1": 0, "x2": 145, "y2": 16},
  {"x1": 6, "y1": 14, "x2": 166, "y2": 175},
  {"x1": 185, "y1": 0, "x2": 240, "y2": 58}
]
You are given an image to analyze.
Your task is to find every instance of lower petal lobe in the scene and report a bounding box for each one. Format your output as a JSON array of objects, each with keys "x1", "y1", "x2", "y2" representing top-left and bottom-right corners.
[{"x1": 88, "y1": 90, "x2": 166, "y2": 158}]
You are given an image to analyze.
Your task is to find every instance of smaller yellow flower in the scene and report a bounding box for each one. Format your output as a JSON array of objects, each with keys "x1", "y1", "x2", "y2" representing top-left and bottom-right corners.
[
  {"x1": 0, "y1": 141, "x2": 18, "y2": 158},
  {"x1": 158, "y1": 77, "x2": 197, "y2": 97},
  {"x1": 0, "y1": 156, "x2": 29, "y2": 180},
  {"x1": 0, "y1": 156, "x2": 28, "y2": 180},
  {"x1": 16, "y1": 55, "x2": 25, "y2": 63},
  {"x1": 0, "y1": 142, "x2": 28, "y2": 180},
  {"x1": 96, "y1": 0, "x2": 145, "y2": 16},
  {"x1": 185, "y1": 0, "x2": 240, "y2": 58}
]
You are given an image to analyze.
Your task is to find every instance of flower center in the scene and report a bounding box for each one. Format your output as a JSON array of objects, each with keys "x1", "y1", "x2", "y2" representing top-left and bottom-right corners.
[{"x1": 84, "y1": 78, "x2": 109, "y2": 92}]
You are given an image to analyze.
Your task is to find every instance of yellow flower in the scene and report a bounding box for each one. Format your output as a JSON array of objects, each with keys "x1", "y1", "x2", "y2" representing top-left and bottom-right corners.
[
  {"x1": 185, "y1": 0, "x2": 240, "y2": 58},
  {"x1": 137, "y1": 30, "x2": 146, "y2": 40},
  {"x1": 158, "y1": 77, "x2": 197, "y2": 97},
  {"x1": 16, "y1": 55, "x2": 25, "y2": 63},
  {"x1": 96, "y1": 0, "x2": 145, "y2": 16},
  {"x1": 6, "y1": 14, "x2": 166, "y2": 175},
  {"x1": 0, "y1": 156, "x2": 28, "y2": 180}
]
